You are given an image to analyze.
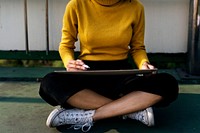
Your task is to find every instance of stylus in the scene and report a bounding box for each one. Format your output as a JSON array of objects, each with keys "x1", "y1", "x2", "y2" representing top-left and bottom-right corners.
[{"x1": 83, "y1": 64, "x2": 90, "y2": 69}]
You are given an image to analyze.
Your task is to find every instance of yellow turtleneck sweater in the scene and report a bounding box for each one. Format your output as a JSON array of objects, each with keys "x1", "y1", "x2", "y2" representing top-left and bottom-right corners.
[{"x1": 59, "y1": 0, "x2": 149, "y2": 69}]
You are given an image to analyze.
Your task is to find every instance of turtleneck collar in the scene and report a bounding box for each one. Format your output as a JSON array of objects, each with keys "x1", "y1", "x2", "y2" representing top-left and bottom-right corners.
[{"x1": 94, "y1": 0, "x2": 121, "y2": 6}]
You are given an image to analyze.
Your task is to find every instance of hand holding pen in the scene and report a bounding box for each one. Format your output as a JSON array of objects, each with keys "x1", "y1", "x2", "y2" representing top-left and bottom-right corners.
[{"x1": 66, "y1": 59, "x2": 90, "y2": 71}]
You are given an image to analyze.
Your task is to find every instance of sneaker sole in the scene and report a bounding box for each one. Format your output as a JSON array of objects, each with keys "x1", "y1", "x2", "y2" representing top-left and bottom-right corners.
[
  {"x1": 46, "y1": 108, "x2": 65, "y2": 127},
  {"x1": 146, "y1": 107, "x2": 155, "y2": 127}
]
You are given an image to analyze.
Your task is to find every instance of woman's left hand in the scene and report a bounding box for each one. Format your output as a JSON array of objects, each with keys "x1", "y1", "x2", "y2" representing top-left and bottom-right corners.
[{"x1": 141, "y1": 62, "x2": 155, "y2": 70}]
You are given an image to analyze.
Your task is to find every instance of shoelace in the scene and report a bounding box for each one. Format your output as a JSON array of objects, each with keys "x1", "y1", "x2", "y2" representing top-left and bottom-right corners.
[
  {"x1": 63, "y1": 110, "x2": 94, "y2": 132},
  {"x1": 134, "y1": 110, "x2": 148, "y2": 125},
  {"x1": 68, "y1": 122, "x2": 93, "y2": 132}
]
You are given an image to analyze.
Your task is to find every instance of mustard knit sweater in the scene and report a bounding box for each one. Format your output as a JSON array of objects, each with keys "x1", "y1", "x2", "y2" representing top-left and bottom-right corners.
[{"x1": 59, "y1": 0, "x2": 149, "y2": 69}]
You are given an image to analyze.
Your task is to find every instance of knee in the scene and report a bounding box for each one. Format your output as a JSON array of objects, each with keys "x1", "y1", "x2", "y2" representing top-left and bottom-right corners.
[
  {"x1": 157, "y1": 73, "x2": 179, "y2": 100},
  {"x1": 158, "y1": 73, "x2": 178, "y2": 88},
  {"x1": 40, "y1": 72, "x2": 60, "y2": 93},
  {"x1": 39, "y1": 72, "x2": 61, "y2": 106}
]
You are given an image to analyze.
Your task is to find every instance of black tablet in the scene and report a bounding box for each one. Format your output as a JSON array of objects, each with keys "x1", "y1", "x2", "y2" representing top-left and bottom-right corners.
[{"x1": 55, "y1": 69, "x2": 158, "y2": 76}]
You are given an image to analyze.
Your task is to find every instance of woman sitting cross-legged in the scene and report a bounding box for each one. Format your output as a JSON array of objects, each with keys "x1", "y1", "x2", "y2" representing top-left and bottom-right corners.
[{"x1": 39, "y1": 0, "x2": 179, "y2": 132}]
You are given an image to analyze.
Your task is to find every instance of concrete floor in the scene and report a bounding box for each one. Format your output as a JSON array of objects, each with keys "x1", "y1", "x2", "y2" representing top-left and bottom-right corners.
[
  {"x1": 0, "y1": 82, "x2": 57, "y2": 133},
  {"x1": 0, "y1": 68, "x2": 200, "y2": 133}
]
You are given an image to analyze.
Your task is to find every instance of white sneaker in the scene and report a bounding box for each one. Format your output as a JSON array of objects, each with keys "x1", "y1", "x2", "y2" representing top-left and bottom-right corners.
[
  {"x1": 123, "y1": 107, "x2": 155, "y2": 126},
  {"x1": 46, "y1": 107, "x2": 95, "y2": 132}
]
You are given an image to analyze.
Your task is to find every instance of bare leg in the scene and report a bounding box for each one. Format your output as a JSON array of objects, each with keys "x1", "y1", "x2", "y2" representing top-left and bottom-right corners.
[
  {"x1": 67, "y1": 89, "x2": 162, "y2": 121},
  {"x1": 67, "y1": 89, "x2": 113, "y2": 109},
  {"x1": 93, "y1": 91, "x2": 161, "y2": 121}
]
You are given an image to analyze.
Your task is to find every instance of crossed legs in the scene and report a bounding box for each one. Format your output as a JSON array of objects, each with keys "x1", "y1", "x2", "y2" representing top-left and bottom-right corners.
[
  {"x1": 67, "y1": 89, "x2": 162, "y2": 121},
  {"x1": 42, "y1": 73, "x2": 178, "y2": 132}
]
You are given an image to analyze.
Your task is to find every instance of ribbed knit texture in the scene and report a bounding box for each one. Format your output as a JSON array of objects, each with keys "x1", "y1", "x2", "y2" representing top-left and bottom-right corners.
[{"x1": 59, "y1": 0, "x2": 149, "y2": 69}]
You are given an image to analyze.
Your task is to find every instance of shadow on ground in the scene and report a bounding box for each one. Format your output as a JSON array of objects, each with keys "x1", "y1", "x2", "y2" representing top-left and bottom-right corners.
[{"x1": 57, "y1": 94, "x2": 200, "y2": 133}]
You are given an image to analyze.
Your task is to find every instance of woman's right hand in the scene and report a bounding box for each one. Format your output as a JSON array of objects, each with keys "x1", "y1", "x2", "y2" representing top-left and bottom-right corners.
[{"x1": 66, "y1": 59, "x2": 88, "y2": 71}]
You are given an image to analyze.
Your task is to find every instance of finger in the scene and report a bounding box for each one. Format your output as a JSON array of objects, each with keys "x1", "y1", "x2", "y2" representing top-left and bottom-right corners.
[
  {"x1": 76, "y1": 60, "x2": 89, "y2": 70},
  {"x1": 68, "y1": 60, "x2": 80, "y2": 68},
  {"x1": 75, "y1": 59, "x2": 84, "y2": 66},
  {"x1": 67, "y1": 64, "x2": 83, "y2": 71},
  {"x1": 141, "y1": 66, "x2": 148, "y2": 70},
  {"x1": 67, "y1": 63, "x2": 76, "y2": 69},
  {"x1": 67, "y1": 59, "x2": 88, "y2": 71},
  {"x1": 148, "y1": 64, "x2": 155, "y2": 69},
  {"x1": 75, "y1": 65, "x2": 86, "y2": 70},
  {"x1": 67, "y1": 68, "x2": 80, "y2": 71},
  {"x1": 76, "y1": 59, "x2": 84, "y2": 63},
  {"x1": 68, "y1": 62, "x2": 86, "y2": 70}
]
